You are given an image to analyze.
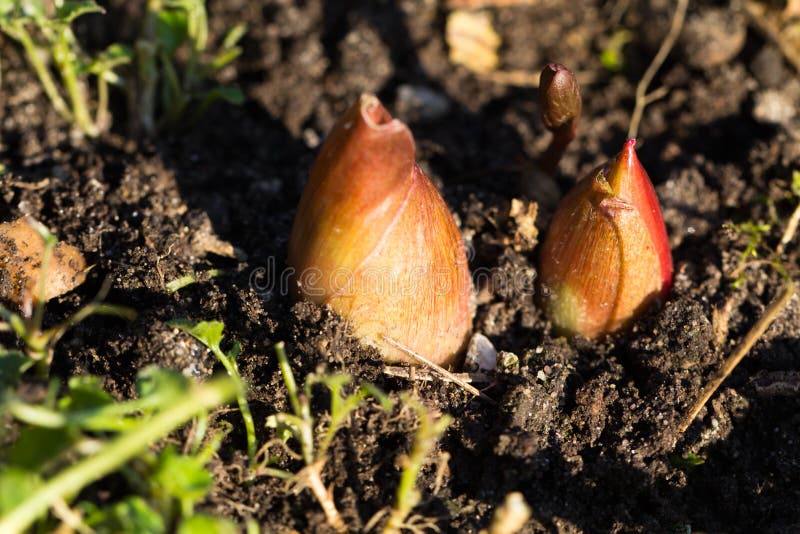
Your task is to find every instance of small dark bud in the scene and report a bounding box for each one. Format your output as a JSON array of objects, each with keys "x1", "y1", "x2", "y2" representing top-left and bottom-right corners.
[
  {"x1": 537, "y1": 63, "x2": 582, "y2": 176},
  {"x1": 539, "y1": 63, "x2": 581, "y2": 139}
]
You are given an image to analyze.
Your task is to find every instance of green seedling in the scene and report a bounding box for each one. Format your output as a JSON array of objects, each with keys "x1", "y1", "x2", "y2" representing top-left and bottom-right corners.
[
  {"x1": 135, "y1": 0, "x2": 245, "y2": 134},
  {"x1": 680, "y1": 169, "x2": 799, "y2": 433},
  {"x1": 377, "y1": 394, "x2": 451, "y2": 534},
  {"x1": 0, "y1": 367, "x2": 238, "y2": 533},
  {"x1": 726, "y1": 220, "x2": 772, "y2": 288},
  {"x1": 258, "y1": 342, "x2": 391, "y2": 533},
  {"x1": 670, "y1": 453, "x2": 705, "y2": 471},
  {"x1": 726, "y1": 167, "x2": 800, "y2": 283},
  {"x1": 165, "y1": 269, "x2": 225, "y2": 293},
  {"x1": 0, "y1": 223, "x2": 135, "y2": 379},
  {"x1": 600, "y1": 29, "x2": 632, "y2": 71},
  {"x1": 82, "y1": 423, "x2": 237, "y2": 533},
  {"x1": 170, "y1": 319, "x2": 256, "y2": 462},
  {"x1": 0, "y1": 0, "x2": 132, "y2": 137}
]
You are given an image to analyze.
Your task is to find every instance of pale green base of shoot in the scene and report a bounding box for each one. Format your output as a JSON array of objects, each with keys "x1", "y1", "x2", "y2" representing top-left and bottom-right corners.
[
  {"x1": 166, "y1": 269, "x2": 225, "y2": 293},
  {"x1": 0, "y1": 376, "x2": 237, "y2": 533}
]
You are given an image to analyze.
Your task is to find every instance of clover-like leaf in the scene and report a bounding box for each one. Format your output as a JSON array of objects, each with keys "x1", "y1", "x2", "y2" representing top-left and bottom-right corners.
[{"x1": 55, "y1": 0, "x2": 103, "y2": 24}]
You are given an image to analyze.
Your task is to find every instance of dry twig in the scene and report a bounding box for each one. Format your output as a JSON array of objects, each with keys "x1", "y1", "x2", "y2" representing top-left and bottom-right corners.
[
  {"x1": 679, "y1": 278, "x2": 797, "y2": 433},
  {"x1": 381, "y1": 335, "x2": 496, "y2": 404},
  {"x1": 383, "y1": 365, "x2": 490, "y2": 384},
  {"x1": 627, "y1": 0, "x2": 690, "y2": 139}
]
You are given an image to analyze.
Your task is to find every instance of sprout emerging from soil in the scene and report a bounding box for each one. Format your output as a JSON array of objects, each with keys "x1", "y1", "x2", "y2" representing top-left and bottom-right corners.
[
  {"x1": 288, "y1": 94, "x2": 472, "y2": 367},
  {"x1": 539, "y1": 139, "x2": 673, "y2": 337}
]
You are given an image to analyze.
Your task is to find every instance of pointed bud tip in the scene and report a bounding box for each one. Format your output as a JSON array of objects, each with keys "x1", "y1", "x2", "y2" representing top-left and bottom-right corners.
[{"x1": 616, "y1": 139, "x2": 638, "y2": 165}]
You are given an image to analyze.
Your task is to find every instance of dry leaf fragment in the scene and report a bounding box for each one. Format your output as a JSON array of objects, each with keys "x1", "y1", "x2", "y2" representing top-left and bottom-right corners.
[
  {"x1": 446, "y1": 10, "x2": 501, "y2": 74},
  {"x1": 0, "y1": 217, "x2": 87, "y2": 316},
  {"x1": 508, "y1": 198, "x2": 538, "y2": 252}
]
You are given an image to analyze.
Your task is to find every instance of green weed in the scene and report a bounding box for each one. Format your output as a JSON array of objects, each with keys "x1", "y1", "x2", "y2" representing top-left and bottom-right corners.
[
  {"x1": 0, "y1": 0, "x2": 132, "y2": 137},
  {"x1": 257, "y1": 341, "x2": 391, "y2": 533},
  {"x1": 135, "y1": 0, "x2": 245, "y2": 134},
  {"x1": 170, "y1": 319, "x2": 257, "y2": 462},
  {"x1": 0, "y1": 367, "x2": 238, "y2": 533}
]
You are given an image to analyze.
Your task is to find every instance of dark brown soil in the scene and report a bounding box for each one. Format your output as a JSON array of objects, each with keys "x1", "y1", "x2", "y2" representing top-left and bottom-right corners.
[{"x1": 2, "y1": 1, "x2": 800, "y2": 532}]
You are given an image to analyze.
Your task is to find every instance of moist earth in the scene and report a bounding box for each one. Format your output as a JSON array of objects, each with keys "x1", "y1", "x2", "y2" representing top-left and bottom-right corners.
[{"x1": 1, "y1": 0, "x2": 800, "y2": 532}]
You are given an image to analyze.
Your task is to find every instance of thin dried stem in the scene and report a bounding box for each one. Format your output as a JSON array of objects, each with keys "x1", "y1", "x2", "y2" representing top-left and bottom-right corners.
[
  {"x1": 679, "y1": 278, "x2": 796, "y2": 433},
  {"x1": 383, "y1": 365, "x2": 490, "y2": 384},
  {"x1": 627, "y1": 0, "x2": 689, "y2": 139},
  {"x1": 380, "y1": 335, "x2": 496, "y2": 404}
]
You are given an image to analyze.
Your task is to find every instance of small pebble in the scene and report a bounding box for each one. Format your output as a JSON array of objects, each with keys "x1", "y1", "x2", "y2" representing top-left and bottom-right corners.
[
  {"x1": 395, "y1": 84, "x2": 451, "y2": 123},
  {"x1": 465, "y1": 332, "x2": 497, "y2": 371},
  {"x1": 750, "y1": 45, "x2": 787, "y2": 88},
  {"x1": 753, "y1": 89, "x2": 796, "y2": 125}
]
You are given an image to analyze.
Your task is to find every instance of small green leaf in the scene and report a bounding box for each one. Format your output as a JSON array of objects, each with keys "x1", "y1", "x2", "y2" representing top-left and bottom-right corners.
[
  {"x1": 600, "y1": 29, "x2": 632, "y2": 71},
  {"x1": 206, "y1": 86, "x2": 244, "y2": 105},
  {"x1": 0, "y1": 348, "x2": 29, "y2": 388},
  {"x1": 135, "y1": 366, "x2": 190, "y2": 401},
  {"x1": 229, "y1": 339, "x2": 241, "y2": 360},
  {"x1": 0, "y1": 467, "x2": 41, "y2": 515},
  {"x1": 84, "y1": 496, "x2": 166, "y2": 534},
  {"x1": 87, "y1": 43, "x2": 133, "y2": 74},
  {"x1": 166, "y1": 274, "x2": 198, "y2": 293},
  {"x1": 153, "y1": 446, "x2": 213, "y2": 508},
  {"x1": 222, "y1": 23, "x2": 246, "y2": 50},
  {"x1": 208, "y1": 46, "x2": 241, "y2": 73},
  {"x1": 169, "y1": 0, "x2": 207, "y2": 50},
  {"x1": 60, "y1": 375, "x2": 114, "y2": 412},
  {"x1": 792, "y1": 170, "x2": 800, "y2": 198},
  {"x1": 177, "y1": 515, "x2": 238, "y2": 534},
  {"x1": 361, "y1": 382, "x2": 393, "y2": 410},
  {"x1": 670, "y1": 453, "x2": 705, "y2": 470},
  {"x1": 170, "y1": 319, "x2": 224, "y2": 352},
  {"x1": 55, "y1": 0, "x2": 104, "y2": 23},
  {"x1": 156, "y1": 9, "x2": 189, "y2": 55},
  {"x1": 8, "y1": 426, "x2": 73, "y2": 470}
]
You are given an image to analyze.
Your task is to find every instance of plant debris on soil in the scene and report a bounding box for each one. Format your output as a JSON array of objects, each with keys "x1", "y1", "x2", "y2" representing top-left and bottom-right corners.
[{"x1": 2, "y1": 0, "x2": 800, "y2": 532}]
